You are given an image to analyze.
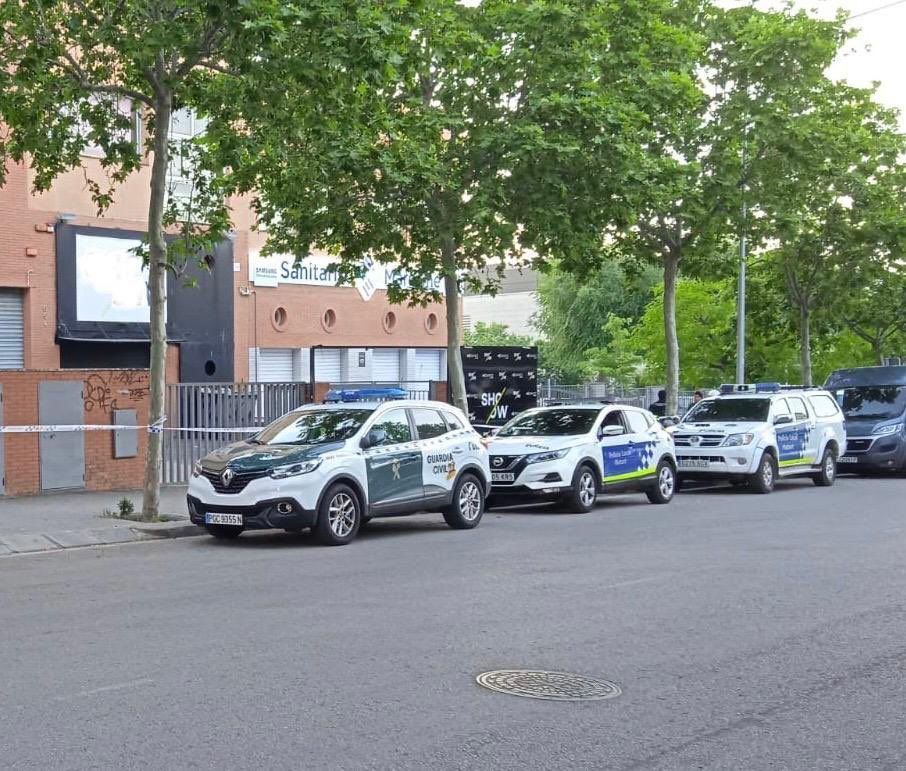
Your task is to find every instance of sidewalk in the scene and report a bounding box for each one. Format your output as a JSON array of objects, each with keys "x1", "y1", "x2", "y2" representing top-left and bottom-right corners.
[{"x1": 0, "y1": 486, "x2": 200, "y2": 556}]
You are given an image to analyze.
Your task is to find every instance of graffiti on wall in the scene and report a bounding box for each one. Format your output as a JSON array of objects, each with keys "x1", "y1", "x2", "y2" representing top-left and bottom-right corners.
[{"x1": 83, "y1": 371, "x2": 150, "y2": 412}]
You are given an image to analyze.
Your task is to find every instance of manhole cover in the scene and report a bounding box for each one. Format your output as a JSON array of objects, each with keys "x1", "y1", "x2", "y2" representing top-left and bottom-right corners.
[{"x1": 476, "y1": 670, "x2": 621, "y2": 702}]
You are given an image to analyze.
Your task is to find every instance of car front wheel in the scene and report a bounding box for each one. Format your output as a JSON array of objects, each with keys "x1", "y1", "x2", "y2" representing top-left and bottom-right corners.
[
  {"x1": 749, "y1": 452, "x2": 776, "y2": 494},
  {"x1": 562, "y1": 464, "x2": 599, "y2": 513},
  {"x1": 315, "y1": 483, "x2": 361, "y2": 546}
]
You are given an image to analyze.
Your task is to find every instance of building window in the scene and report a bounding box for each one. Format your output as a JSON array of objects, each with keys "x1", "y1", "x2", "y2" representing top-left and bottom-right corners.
[
  {"x1": 167, "y1": 108, "x2": 209, "y2": 220},
  {"x1": 272, "y1": 306, "x2": 288, "y2": 331},
  {"x1": 322, "y1": 308, "x2": 337, "y2": 332},
  {"x1": 425, "y1": 312, "x2": 439, "y2": 333},
  {"x1": 382, "y1": 311, "x2": 397, "y2": 333}
]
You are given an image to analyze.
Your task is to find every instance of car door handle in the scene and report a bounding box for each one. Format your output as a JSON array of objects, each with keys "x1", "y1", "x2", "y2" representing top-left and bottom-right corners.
[{"x1": 452, "y1": 447, "x2": 464, "y2": 455}]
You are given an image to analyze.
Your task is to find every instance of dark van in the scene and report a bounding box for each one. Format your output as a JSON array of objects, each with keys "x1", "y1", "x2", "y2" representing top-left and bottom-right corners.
[{"x1": 824, "y1": 366, "x2": 906, "y2": 472}]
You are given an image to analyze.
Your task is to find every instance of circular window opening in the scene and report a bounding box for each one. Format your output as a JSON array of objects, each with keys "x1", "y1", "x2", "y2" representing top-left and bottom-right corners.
[
  {"x1": 272, "y1": 306, "x2": 288, "y2": 330},
  {"x1": 204, "y1": 360, "x2": 216, "y2": 377},
  {"x1": 383, "y1": 311, "x2": 397, "y2": 333},
  {"x1": 322, "y1": 308, "x2": 337, "y2": 331},
  {"x1": 425, "y1": 312, "x2": 439, "y2": 333}
]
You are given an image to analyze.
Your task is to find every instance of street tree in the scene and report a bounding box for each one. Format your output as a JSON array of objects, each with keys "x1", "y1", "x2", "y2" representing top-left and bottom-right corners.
[
  {"x1": 0, "y1": 0, "x2": 401, "y2": 518},
  {"x1": 534, "y1": 260, "x2": 660, "y2": 381},
  {"x1": 752, "y1": 82, "x2": 906, "y2": 384},
  {"x1": 605, "y1": 5, "x2": 849, "y2": 414},
  {"x1": 463, "y1": 322, "x2": 533, "y2": 348},
  {"x1": 843, "y1": 265, "x2": 906, "y2": 365},
  {"x1": 205, "y1": 0, "x2": 702, "y2": 412}
]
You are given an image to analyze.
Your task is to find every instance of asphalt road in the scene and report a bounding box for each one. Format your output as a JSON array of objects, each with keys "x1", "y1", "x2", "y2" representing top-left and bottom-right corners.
[{"x1": 2, "y1": 475, "x2": 906, "y2": 770}]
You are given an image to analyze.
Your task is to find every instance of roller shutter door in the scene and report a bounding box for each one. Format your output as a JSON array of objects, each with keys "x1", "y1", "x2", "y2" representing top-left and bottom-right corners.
[
  {"x1": 372, "y1": 349, "x2": 401, "y2": 382},
  {"x1": 414, "y1": 349, "x2": 443, "y2": 381},
  {"x1": 256, "y1": 349, "x2": 294, "y2": 382},
  {"x1": 0, "y1": 290, "x2": 24, "y2": 369},
  {"x1": 314, "y1": 348, "x2": 343, "y2": 383}
]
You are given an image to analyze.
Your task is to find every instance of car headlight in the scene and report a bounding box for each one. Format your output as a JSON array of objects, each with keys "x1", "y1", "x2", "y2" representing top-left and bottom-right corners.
[
  {"x1": 872, "y1": 423, "x2": 903, "y2": 436},
  {"x1": 525, "y1": 448, "x2": 570, "y2": 465},
  {"x1": 269, "y1": 458, "x2": 323, "y2": 479},
  {"x1": 192, "y1": 460, "x2": 203, "y2": 478},
  {"x1": 723, "y1": 433, "x2": 755, "y2": 447}
]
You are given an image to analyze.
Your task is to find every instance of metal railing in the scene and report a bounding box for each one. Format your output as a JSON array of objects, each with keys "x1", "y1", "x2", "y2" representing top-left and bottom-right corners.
[
  {"x1": 163, "y1": 381, "x2": 309, "y2": 484},
  {"x1": 326, "y1": 381, "x2": 433, "y2": 401},
  {"x1": 538, "y1": 381, "x2": 696, "y2": 413}
]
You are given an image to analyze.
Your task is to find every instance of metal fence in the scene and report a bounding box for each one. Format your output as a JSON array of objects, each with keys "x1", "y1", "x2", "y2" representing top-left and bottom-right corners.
[
  {"x1": 327, "y1": 381, "x2": 433, "y2": 401},
  {"x1": 538, "y1": 381, "x2": 696, "y2": 413},
  {"x1": 162, "y1": 380, "x2": 436, "y2": 484},
  {"x1": 163, "y1": 381, "x2": 309, "y2": 484}
]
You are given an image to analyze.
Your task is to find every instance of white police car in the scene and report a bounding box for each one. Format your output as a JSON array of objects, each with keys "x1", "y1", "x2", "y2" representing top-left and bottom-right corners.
[
  {"x1": 673, "y1": 383, "x2": 847, "y2": 493},
  {"x1": 187, "y1": 399, "x2": 490, "y2": 545},
  {"x1": 485, "y1": 404, "x2": 677, "y2": 512}
]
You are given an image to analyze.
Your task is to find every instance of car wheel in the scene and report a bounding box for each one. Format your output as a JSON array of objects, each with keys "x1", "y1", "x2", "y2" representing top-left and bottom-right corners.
[
  {"x1": 315, "y1": 483, "x2": 361, "y2": 546},
  {"x1": 205, "y1": 525, "x2": 243, "y2": 539},
  {"x1": 748, "y1": 452, "x2": 776, "y2": 494},
  {"x1": 443, "y1": 473, "x2": 485, "y2": 529},
  {"x1": 563, "y1": 464, "x2": 599, "y2": 513},
  {"x1": 812, "y1": 447, "x2": 837, "y2": 487},
  {"x1": 646, "y1": 460, "x2": 676, "y2": 504}
]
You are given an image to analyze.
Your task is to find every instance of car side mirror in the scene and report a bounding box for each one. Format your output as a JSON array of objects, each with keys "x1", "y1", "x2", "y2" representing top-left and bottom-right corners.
[
  {"x1": 659, "y1": 415, "x2": 680, "y2": 428},
  {"x1": 774, "y1": 415, "x2": 793, "y2": 426},
  {"x1": 600, "y1": 425, "x2": 625, "y2": 438},
  {"x1": 361, "y1": 427, "x2": 387, "y2": 449}
]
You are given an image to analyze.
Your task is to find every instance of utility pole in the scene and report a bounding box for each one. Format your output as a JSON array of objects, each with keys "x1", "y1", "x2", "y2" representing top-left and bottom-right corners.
[{"x1": 735, "y1": 133, "x2": 748, "y2": 383}]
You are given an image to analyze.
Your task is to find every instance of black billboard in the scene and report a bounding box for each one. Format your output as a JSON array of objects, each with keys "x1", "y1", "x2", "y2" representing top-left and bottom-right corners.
[{"x1": 461, "y1": 346, "x2": 538, "y2": 428}]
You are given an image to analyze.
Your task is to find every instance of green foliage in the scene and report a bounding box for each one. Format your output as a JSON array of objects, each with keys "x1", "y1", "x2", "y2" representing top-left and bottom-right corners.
[
  {"x1": 628, "y1": 280, "x2": 736, "y2": 389},
  {"x1": 118, "y1": 498, "x2": 136, "y2": 519},
  {"x1": 582, "y1": 315, "x2": 643, "y2": 387},
  {"x1": 203, "y1": 0, "x2": 706, "y2": 408},
  {"x1": 535, "y1": 260, "x2": 660, "y2": 381},
  {"x1": 464, "y1": 322, "x2": 533, "y2": 348}
]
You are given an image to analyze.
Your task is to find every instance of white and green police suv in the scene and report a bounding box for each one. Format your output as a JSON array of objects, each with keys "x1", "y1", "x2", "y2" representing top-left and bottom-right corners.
[
  {"x1": 673, "y1": 383, "x2": 846, "y2": 493},
  {"x1": 188, "y1": 399, "x2": 490, "y2": 545},
  {"x1": 485, "y1": 404, "x2": 677, "y2": 512}
]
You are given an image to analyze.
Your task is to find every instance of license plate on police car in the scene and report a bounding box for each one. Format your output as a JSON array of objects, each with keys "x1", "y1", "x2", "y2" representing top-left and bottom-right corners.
[
  {"x1": 204, "y1": 513, "x2": 243, "y2": 526},
  {"x1": 492, "y1": 473, "x2": 515, "y2": 483},
  {"x1": 678, "y1": 459, "x2": 709, "y2": 468},
  {"x1": 838, "y1": 455, "x2": 858, "y2": 464}
]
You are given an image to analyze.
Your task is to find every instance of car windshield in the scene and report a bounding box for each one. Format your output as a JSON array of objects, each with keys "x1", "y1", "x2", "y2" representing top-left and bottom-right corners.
[
  {"x1": 833, "y1": 386, "x2": 906, "y2": 420},
  {"x1": 497, "y1": 409, "x2": 598, "y2": 437},
  {"x1": 684, "y1": 398, "x2": 770, "y2": 423},
  {"x1": 254, "y1": 409, "x2": 373, "y2": 445}
]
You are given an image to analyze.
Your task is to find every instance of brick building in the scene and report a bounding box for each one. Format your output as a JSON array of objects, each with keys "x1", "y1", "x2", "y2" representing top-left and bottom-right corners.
[{"x1": 0, "y1": 112, "x2": 449, "y2": 494}]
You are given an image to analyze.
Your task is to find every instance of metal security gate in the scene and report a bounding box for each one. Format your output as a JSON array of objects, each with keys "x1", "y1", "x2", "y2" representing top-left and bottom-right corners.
[
  {"x1": 0, "y1": 289, "x2": 24, "y2": 369},
  {"x1": 39, "y1": 381, "x2": 85, "y2": 490},
  {"x1": 314, "y1": 348, "x2": 343, "y2": 383},
  {"x1": 372, "y1": 349, "x2": 401, "y2": 382},
  {"x1": 256, "y1": 349, "x2": 295, "y2": 382},
  {"x1": 163, "y1": 381, "x2": 309, "y2": 484}
]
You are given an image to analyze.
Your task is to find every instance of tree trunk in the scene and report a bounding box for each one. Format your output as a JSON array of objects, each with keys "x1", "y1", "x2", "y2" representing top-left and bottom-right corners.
[
  {"x1": 873, "y1": 339, "x2": 884, "y2": 366},
  {"x1": 663, "y1": 253, "x2": 680, "y2": 416},
  {"x1": 798, "y1": 304, "x2": 812, "y2": 386},
  {"x1": 141, "y1": 90, "x2": 172, "y2": 521},
  {"x1": 441, "y1": 239, "x2": 467, "y2": 414}
]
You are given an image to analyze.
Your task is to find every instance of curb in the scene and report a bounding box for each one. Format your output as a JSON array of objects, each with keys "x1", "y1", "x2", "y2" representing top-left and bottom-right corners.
[{"x1": 0, "y1": 517, "x2": 203, "y2": 556}]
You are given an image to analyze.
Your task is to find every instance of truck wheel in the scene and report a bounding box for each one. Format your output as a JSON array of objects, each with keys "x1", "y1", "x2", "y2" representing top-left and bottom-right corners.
[
  {"x1": 646, "y1": 460, "x2": 676, "y2": 504},
  {"x1": 315, "y1": 483, "x2": 361, "y2": 546},
  {"x1": 562, "y1": 464, "x2": 599, "y2": 513},
  {"x1": 443, "y1": 473, "x2": 485, "y2": 529},
  {"x1": 748, "y1": 452, "x2": 776, "y2": 494},
  {"x1": 812, "y1": 447, "x2": 837, "y2": 487}
]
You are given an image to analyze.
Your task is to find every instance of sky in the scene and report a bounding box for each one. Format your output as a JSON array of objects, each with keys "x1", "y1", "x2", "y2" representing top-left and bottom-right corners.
[{"x1": 729, "y1": 0, "x2": 906, "y2": 125}]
